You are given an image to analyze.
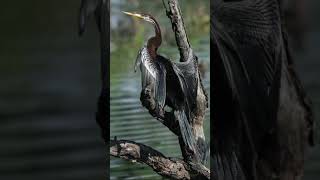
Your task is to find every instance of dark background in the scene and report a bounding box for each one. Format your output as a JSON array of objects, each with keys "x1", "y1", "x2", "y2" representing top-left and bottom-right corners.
[
  {"x1": 0, "y1": 1, "x2": 105, "y2": 180},
  {"x1": 0, "y1": 0, "x2": 319, "y2": 180},
  {"x1": 289, "y1": 0, "x2": 320, "y2": 179}
]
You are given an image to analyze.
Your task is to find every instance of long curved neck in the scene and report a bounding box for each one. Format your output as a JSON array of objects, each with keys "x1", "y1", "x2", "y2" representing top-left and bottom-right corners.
[{"x1": 147, "y1": 17, "x2": 162, "y2": 60}]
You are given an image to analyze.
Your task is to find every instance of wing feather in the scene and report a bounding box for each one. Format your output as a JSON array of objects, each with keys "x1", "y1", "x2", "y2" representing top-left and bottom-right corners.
[
  {"x1": 155, "y1": 62, "x2": 166, "y2": 109},
  {"x1": 136, "y1": 47, "x2": 167, "y2": 115},
  {"x1": 173, "y1": 50, "x2": 199, "y2": 121}
]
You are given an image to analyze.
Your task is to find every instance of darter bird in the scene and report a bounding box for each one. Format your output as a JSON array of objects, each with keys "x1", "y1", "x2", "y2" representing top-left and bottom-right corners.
[{"x1": 123, "y1": 11, "x2": 208, "y2": 164}]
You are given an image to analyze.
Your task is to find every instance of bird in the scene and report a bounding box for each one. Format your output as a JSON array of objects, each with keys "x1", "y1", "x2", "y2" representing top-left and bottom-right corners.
[
  {"x1": 212, "y1": 0, "x2": 313, "y2": 180},
  {"x1": 122, "y1": 11, "x2": 207, "y2": 164}
]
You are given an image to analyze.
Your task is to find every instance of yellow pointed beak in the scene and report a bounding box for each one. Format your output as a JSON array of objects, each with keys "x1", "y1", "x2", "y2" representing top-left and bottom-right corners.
[{"x1": 122, "y1": 11, "x2": 144, "y2": 19}]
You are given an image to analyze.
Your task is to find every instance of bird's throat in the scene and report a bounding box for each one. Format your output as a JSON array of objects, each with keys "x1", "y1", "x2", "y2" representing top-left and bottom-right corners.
[{"x1": 147, "y1": 36, "x2": 161, "y2": 60}]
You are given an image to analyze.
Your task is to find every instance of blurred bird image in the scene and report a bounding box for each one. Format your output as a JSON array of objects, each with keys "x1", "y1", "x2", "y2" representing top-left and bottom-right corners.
[
  {"x1": 79, "y1": 0, "x2": 109, "y2": 140},
  {"x1": 212, "y1": 0, "x2": 313, "y2": 179}
]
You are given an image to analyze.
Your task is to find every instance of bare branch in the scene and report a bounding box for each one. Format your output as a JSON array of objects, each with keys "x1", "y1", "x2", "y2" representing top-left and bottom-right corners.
[
  {"x1": 110, "y1": 139, "x2": 190, "y2": 179},
  {"x1": 166, "y1": 0, "x2": 191, "y2": 62},
  {"x1": 110, "y1": 139, "x2": 210, "y2": 180}
]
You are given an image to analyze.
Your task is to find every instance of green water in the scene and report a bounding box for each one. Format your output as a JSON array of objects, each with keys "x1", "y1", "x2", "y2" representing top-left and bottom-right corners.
[{"x1": 110, "y1": 0, "x2": 210, "y2": 179}]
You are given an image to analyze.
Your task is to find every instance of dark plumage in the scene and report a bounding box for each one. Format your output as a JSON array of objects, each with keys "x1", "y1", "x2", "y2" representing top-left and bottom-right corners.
[{"x1": 212, "y1": 0, "x2": 313, "y2": 179}]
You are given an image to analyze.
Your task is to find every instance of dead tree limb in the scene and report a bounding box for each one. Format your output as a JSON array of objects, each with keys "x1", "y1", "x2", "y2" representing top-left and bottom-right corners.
[
  {"x1": 165, "y1": 0, "x2": 190, "y2": 61},
  {"x1": 110, "y1": 139, "x2": 210, "y2": 180}
]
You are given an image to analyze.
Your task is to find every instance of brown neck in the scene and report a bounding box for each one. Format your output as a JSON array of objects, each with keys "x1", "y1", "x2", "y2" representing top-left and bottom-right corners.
[{"x1": 147, "y1": 16, "x2": 162, "y2": 60}]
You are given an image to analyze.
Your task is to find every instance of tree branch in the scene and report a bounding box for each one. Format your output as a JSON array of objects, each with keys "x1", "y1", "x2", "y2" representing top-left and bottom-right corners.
[
  {"x1": 110, "y1": 139, "x2": 210, "y2": 180},
  {"x1": 165, "y1": 0, "x2": 191, "y2": 62}
]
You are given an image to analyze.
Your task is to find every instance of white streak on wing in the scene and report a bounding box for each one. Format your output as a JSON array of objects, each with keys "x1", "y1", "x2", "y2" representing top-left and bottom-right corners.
[{"x1": 140, "y1": 47, "x2": 157, "y2": 79}]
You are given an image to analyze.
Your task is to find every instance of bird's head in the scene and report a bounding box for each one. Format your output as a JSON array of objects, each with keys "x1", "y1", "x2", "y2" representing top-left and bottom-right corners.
[
  {"x1": 122, "y1": 11, "x2": 156, "y2": 24},
  {"x1": 122, "y1": 11, "x2": 162, "y2": 50}
]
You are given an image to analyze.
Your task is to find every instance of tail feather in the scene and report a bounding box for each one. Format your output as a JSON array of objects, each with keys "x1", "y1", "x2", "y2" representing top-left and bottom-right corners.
[
  {"x1": 174, "y1": 109, "x2": 199, "y2": 160},
  {"x1": 155, "y1": 62, "x2": 166, "y2": 111},
  {"x1": 197, "y1": 138, "x2": 210, "y2": 164}
]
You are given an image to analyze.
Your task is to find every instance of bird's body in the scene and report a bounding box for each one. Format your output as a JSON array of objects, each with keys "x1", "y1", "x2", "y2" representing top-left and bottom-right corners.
[
  {"x1": 135, "y1": 47, "x2": 157, "y2": 79},
  {"x1": 135, "y1": 46, "x2": 167, "y2": 117},
  {"x1": 135, "y1": 45, "x2": 199, "y2": 156}
]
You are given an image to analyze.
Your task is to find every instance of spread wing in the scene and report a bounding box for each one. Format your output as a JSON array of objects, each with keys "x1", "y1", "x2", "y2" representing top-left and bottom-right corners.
[{"x1": 172, "y1": 49, "x2": 199, "y2": 123}]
